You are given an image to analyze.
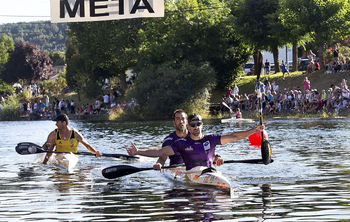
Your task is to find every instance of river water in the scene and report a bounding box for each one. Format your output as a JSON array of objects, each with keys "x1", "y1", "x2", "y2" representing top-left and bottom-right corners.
[{"x1": 1, "y1": 118, "x2": 350, "y2": 221}]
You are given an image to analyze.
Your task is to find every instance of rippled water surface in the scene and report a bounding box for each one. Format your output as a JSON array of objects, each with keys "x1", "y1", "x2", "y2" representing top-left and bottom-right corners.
[{"x1": 1, "y1": 118, "x2": 350, "y2": 221}]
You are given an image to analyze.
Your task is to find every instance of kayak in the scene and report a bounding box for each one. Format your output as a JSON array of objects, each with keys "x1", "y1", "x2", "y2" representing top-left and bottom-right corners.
[
  {"x1": 164, "y1": 166, "x2": 232, "y2": 193},
  {"x1": 34, "y1": 153, "x2": 79, "y2": 173},
  {"x1": 221, "y1": 117, "x2": 254, "y2": 123},
  {"x1": 55, "y1": 153, "x2": 79, "y2": 173}
]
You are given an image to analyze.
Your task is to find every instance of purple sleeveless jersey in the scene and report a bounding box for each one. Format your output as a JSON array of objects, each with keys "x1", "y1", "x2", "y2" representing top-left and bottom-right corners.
[
  {"x1": 162, "y1": 131, "x2": 185, "y2": 166},
  {"x1": 170, "y1": 134, "x2": 222, "y2": 170}
]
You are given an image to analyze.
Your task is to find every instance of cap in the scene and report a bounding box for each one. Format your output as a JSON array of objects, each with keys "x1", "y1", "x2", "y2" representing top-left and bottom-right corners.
[
  {"x1": 188, "y1": 113, "x2": 202, "y2": 123},
  {"x1": 53, "y1": 114, "x2": 69, "y2": 124}
]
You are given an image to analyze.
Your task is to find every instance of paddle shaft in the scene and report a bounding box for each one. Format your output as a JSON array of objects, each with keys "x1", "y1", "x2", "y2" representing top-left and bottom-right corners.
[
  {"x1": 222, "y1": 101, "x2": 233, "y2": 113},
  {"x1": 256, "y1": 51, "x2": 264, "y2": 141},
  {"x1": 256, "y1": 51, "x2": 272, "y2": 165},
  {"x1": 102, "y1": 158, "x2": 272, "y2": 179},
  {"x1": 15, "y1": 142, "x2": 138, "y2": 159},
  {"x1": 46, "y1": 150, "x2": 138, "y2": 159}
]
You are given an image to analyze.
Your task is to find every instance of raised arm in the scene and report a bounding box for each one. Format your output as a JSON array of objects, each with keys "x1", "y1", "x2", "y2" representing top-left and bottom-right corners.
[
  {"x1": 220, "y1": 124, "x2": 264, "y2": 145},
  {"x1": 123, "y1": 142, "x2": 175, "y2": 157}
]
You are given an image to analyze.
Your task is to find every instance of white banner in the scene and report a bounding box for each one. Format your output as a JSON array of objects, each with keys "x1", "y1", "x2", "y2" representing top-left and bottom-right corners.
[{"x1": 51, "y1": 0, "x2": 164, "y2": 23}]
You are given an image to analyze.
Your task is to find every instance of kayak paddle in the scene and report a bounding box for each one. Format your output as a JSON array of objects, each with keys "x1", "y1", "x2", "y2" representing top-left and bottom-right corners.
[
  {"x1": 256, "y1": 50, "x2": 272, "y2": 165},
  {"x1": 222, "y1": 101, "x2": 234, "y2": 113},
  {"x1": 15, "y1": 142, "x2": 139, "y2": 160},
  {"x1": 102, "y1": 158, "x2": 274, "y2": 179}
]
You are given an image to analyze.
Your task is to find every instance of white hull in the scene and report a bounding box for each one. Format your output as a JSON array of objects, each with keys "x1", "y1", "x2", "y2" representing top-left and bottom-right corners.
[
  {"x1": 34, "y1": 153, "x2": 79, "y2": 173},
  {"x1": 221, "y1": 118, "x2": 253, "y2": 123},
  {"x1": 55, "y1": 153, "x2": 79, "y2": 173},
  {"x1": 165, "y1": 166, "x2": 231, "y2": 193}
]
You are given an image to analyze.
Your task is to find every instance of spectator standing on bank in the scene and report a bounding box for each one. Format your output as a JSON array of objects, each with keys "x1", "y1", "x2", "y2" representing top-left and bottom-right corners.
[
  {"x1": 66, "y1": 99, "x2": 71, "y2": 114},
  {"x1": 45, "y1": 95, "x2": 49, "y2": 109},
  {"x1": 281, "y1": 60, "x2": 291, "y2": 81},
  {"x1": 303, "y1": 77, "x2": 311, "y2": 92},
  {"x1": 333, "y1": 45, "x2": 339, "y2": 61},
  {"x1": 71, "y1": 100, "x2": 75, "y2": 115},
  {"x1": 233, "y1": 83, "x2": 239, "y2": 97},
  {"x1": 103, "y1": 93, "x2": 109, "y2": 108},
  {"x1": 226, "y1": 86, "x2": 233, "y2": 97},
  {"x1": 264, "y1": 59, "x2": 270, "y2": 75}
]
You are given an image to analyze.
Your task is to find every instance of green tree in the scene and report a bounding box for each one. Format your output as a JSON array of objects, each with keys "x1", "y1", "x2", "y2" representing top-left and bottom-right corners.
[
  {"x1": 0, "y1": 34, "x2": 14, "y2": 73},
  {"x1": 65, "y1": 35, "x2": 95, "y2": 100},
  {"x1": 231, "y1": 0, "x2": 293, "y2": 73},
  {"x1": 137, "y1": 0, "x2": 250, "y2": 88},
  {"x1": 67, "y1": 19, "x2": 143, "y2": 95},
  {"x1": 127, "y1": 60, "x2": 216, "y2": 119},
  {"x1": 283, "y1": 0, "x2": 350, "y2": 68},
  {"x1": 0, "y1": 21, "x2": 67, "y2": 51},
  {"x1": 49, "y1": 51, "x2": 65, "y2": 66}
]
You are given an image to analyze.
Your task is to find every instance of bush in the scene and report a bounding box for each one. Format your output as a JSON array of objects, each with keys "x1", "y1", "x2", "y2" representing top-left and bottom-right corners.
[
  {"x1": 0, "y1": 96, "x2": 21, "y2": 120},
  {"x1": 126, "y1": 60, "x2": 216, "y2": 119}
]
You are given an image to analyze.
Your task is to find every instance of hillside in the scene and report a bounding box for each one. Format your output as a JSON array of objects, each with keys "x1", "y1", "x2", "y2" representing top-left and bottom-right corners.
[
  {"x1": 211, "y1": 70, "x2": 350, "y2": 103},
  {"x1": 0, "y1": 21, "x2": 67, "y2": 52}
]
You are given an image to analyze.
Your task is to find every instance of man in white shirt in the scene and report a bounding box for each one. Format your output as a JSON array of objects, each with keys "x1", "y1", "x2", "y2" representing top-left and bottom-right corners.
[
  {"x1": 342, "y1": 86, "x2": 349, "y2": 100},
  {"x1": 103, "y1": 94, "x2": 109, "y2": 108}
]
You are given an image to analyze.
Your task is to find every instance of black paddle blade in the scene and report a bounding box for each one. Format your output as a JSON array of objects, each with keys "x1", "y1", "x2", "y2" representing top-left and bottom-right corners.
[
  {"x1": 15, "y1": 142, "x2": 46, "y2": 155},
  {"x1": 261, "y1": 139, "x2": 272, "y2": 165},
  {"x1": 102, "y1": 165, "x2": 149, "y2": 179}
]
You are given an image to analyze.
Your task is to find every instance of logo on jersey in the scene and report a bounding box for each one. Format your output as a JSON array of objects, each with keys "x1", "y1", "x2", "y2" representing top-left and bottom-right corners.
[
  {"x1": 185, "y1": 146, "x2": 193, "y2": 151},
  {"x1": 203, "y1": 141, "x2": 210, "y2": 151}
]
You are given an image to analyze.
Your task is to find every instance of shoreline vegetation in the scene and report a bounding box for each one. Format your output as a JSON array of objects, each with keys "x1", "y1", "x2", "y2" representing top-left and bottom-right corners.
[{"x1": 3, "y1": 68, "x2": 350, "y2": 122}]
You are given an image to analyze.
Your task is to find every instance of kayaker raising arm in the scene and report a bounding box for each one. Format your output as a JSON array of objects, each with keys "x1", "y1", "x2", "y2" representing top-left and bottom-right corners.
[
  {"x1": 153, "y1": 110, "x2": 223, "y2": 171},
  {"x1": 43, "y1": 114, "x2": 102, "y2": 164},
  {"x1": 124, "y1": 113, "x2": 263, "y2": 171}
]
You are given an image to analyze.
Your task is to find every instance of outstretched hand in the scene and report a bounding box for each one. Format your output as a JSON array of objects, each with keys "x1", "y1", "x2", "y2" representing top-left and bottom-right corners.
[
  {"x1": 214, "y1": 155, "x2": 224, "y2": 166},
  {"x1": 153, "y1": 163, "x2": 162, "y2": 171},
  {"x1": 95, "y1": 151, "x2": 102, "y2": 158},
  {"x1": 123, "y1": 142, "x2": 138, "y2": 156}
]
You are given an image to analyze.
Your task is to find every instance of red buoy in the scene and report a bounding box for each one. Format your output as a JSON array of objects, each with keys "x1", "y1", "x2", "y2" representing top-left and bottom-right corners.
[{"x1": 248, "y1": 130, "x2": 268, "y2": 145}]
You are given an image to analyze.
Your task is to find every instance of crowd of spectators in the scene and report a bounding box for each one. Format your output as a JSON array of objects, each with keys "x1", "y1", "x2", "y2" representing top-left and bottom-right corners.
[
  {"x1": 222, "y1": 77, "x2": 350, "y2": 116},
  {"x1": 16, "y1": 85, "x2": 138, "y2": 119}
]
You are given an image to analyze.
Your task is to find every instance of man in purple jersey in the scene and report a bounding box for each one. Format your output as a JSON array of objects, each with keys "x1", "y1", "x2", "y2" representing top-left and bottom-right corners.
[
  {"x1": 153, "y1": 109, "x2": 188, "y2": 169},
  {"x1": 153, "y1": 109, "x2": 223, "y2": 170},
  {"x1": 124, "y1": 113, "x2": 263, "y2": 171}
]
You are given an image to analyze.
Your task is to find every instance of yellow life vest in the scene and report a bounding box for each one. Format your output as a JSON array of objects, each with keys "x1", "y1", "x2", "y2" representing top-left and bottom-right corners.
[{"x1": 55, "y1": 129, "x2": 79, "y2": 153}]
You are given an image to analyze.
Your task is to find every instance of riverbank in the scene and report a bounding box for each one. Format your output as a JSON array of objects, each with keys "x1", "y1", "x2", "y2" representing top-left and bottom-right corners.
[
  {"x1": 211, "y1": 69, "x2": 350, "y2": 102},
  {"x1": 8, "y1": 68, "x2": 350, "y2": 121},
  {"x1": 210, "y1": 68, "x2": 350, "y2": 119}
]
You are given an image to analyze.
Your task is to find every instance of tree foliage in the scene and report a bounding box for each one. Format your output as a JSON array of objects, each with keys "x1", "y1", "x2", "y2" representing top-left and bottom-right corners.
[
  {"x1": 1, "y1": 41, "x2": 53, "y2": 84},
  {"x1": 48, "y1": 51, "x2": 65, "y2": 66},
  {"x1": 127, "y1": 60, "x2": 216, "y2": 118},
  {"x1": 231, "y1": 0, "x2": 294, "y2": 72},
  {"x1": 67, "y1": 19, "x2": 144, "y2": 95},
  {"x1": 0, "y1": 21, "x2": 67, "y2": 52},
  {"x1": 0, "y1": 34, "x2": 14, "y2": 73},
  {"x1": 281, "y1": 0, "x2": 350, "y2": 67},
  {"x1": 138, "y1": 0, "x2": 250, "y2": 88}
]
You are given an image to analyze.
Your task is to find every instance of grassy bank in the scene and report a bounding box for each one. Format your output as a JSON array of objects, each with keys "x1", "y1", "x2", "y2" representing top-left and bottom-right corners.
[
  {"x1": 211, "y1": 69, "x2": 350, "y2": 103},
  {"x1": 210, "y1": 69, "x2": 350, "y2": 119}
]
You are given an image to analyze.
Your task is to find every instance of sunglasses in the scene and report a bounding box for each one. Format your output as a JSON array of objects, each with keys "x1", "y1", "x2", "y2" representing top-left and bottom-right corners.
[{"x1": 189, "y1": 122, "x2": 203, "y2": 127}]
